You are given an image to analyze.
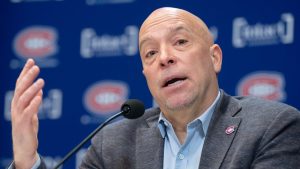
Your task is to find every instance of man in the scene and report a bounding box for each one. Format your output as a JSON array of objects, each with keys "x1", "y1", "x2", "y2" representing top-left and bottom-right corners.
[{"x1": 10, "y1": 7, "x2": 300, "y2": 169}]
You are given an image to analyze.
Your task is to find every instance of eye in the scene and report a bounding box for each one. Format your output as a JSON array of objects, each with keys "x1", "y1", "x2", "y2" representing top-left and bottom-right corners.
[
  {"x1": 176, "y1": 39, "x2": 188, "y2": 46},
  {"x1": 145, "y1": 50, "x2": 157, "y2": 58}
]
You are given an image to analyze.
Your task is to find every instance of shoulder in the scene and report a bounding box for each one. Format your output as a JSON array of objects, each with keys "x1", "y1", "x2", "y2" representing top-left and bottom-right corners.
[
  {"x1": 233, "y1": 95, "x2": 299, "y2": 119},
  {"x1": 223, "y1": 93, "x2": 300, "y2": 140},
  {"x1": 106, "y1": 107, "x2": 160, "y2": 130},
  {"x1": 221, "y1": 91, "x2": 300, "y2": 143},
  {"x1": 82, "y1": 107, "x2": 162, "y2": 168},
  {"x1": 236, "y1": 95, "x2": 297, "y2": 111},
  {"x1": 219, "y1": 91, "x2": 300, "y2": 134},
  {"x1": 86, "y1": 107, "x2": 160, "y2": 163},
  {"x1": 214, "y1": 91, "x2": 300, "y2": 168},
  {"x1": 92, "y1": 107, "x2": 160, "y2": 143},
  {"x1": 219, "y1": 90, "x2": 299, "y2": 121}
]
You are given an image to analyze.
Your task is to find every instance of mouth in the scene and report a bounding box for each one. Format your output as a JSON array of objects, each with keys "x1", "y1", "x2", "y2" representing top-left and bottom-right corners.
[{"x1": 162, "y1": 77, "x2": 187, "y2": 88}]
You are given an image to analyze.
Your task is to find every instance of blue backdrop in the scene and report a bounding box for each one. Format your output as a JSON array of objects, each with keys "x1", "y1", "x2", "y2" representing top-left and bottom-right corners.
[{"x1": 1, "y1": 0, "x2": 299, "y2": 168}]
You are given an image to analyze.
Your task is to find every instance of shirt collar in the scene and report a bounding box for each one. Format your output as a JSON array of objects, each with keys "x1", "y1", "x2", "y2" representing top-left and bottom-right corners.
[{"x1": 158, "y1": 90, "x2": 221, "y2": 138}]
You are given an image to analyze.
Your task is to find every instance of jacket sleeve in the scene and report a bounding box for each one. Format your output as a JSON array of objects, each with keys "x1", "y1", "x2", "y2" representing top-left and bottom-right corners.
[
  {"x1": 251, "y1": 107, "x2": 300, "y2": 169},
  {"x1": 79, "y1": 131, "x2": 105, "y2": 169}
]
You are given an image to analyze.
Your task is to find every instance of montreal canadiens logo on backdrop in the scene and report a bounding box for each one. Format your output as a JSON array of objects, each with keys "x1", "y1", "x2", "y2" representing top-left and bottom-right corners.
[
  {"x1": 237, "y1": 72, "x2": 286, "y2": 101},
  {"x1": 13, "y1": 26, "x2": 58, "y2": 59},
  {"x1": 83, "y1": 81, "x2": 129, "y2": 116}
]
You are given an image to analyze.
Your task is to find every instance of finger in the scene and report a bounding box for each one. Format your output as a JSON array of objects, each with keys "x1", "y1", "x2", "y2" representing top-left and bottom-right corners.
[
  {"x1": 12, "y1": 89, "x2": 42, "y2": 133},
  {"x1": 36, "y1": 89, "x2": 43, "y2": 98},
  {"x1": 17, "y1": 78, "x2": 44, "y2": 112},
  {"x1": 23, "y1": 91, "x2": 43, "y2": 123},
  {"x1": 14, "y1": 65, "x2": 41, "y2": 102},
  {"x1": 31, "y1": 96, "x2": 41, "y2": 134},
  {"x1": 16, "y1": 59, "x2": 35, "y2": 86},
  {"x1": 34, "y1": 90, "x2": 43, "y2": 127},
  {"x1": 32, "y1": 113, "x2": 39, "y2": 134}
]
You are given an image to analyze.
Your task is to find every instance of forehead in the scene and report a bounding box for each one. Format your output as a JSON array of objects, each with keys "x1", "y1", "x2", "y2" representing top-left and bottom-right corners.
[
  {"x1": 138, "y1": 8, "x2": 211, "y2": 46},
  {"x1": 139, "y1": 18, "x2": 197, "y2": 49},
  {"x1": 139, "y1": 23, "x2": 192, "y2": 46},
  {"x1": 140, "y1": 11, "x2": 196, "y2": 36}
]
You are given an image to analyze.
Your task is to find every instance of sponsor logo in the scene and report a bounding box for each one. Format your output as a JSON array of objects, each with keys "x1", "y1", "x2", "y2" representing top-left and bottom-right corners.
[
  {"x1": 11, "y1": 26, "x2": 59, "y2": 69},
  {"x1": 86, "y1": 0, "x2": 134, "y2": 5},
  {"x1": 237, "y1": 72, "x2": 286, "y2": 101},
  {"x1": 4, "y1": 89, "x2": 63, "y2": 121},
  {"x1": 83, "y1": 81, "x2": 129, "y2": 120},
  {"x1": 232, "y1": 13, "x2": 294, "y2": 48},
  {"x1": 80, "y1": 26, "x2": 138, "y2": 58}
]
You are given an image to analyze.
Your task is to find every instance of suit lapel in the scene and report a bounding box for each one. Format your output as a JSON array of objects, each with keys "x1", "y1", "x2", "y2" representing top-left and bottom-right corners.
[
  {"x1": 135, "y1": 111, "x2": 164, "y2": 169},
  {"x1": 199, "y1": 91, "x2": 242, "y2": 169}
]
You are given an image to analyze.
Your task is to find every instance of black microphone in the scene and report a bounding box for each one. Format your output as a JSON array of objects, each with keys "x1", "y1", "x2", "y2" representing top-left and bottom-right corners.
[{"x1": 53, "y1": 99, "x2": 145, "y2": 169}]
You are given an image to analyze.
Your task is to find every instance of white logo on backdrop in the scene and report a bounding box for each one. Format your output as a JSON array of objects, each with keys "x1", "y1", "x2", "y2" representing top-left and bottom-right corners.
[
  {"x1": 80, "y1": 26, "x2": 138, "y2": 58},
  {"x1": 4, "y1": 89, "x2": 63, "y2": 121},
  {"x1": 232, "y1": 13, "x2": 294, "y2": 48}
]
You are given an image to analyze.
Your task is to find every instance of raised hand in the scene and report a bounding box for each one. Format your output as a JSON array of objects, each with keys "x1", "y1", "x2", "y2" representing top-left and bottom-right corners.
[{"x1": 11, "y1": 59, "x2": 45, "y2": 169}]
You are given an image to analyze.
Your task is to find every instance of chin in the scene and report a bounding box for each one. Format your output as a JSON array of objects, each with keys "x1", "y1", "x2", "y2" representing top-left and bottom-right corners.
[{"x1": 164, "y1": 96, "x2": 195, "y2": 111}]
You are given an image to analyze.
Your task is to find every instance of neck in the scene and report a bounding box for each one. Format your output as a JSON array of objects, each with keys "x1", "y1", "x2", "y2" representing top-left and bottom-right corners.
[{"x1": 161, "y1": 89, "x2": 219, "y2": 144}]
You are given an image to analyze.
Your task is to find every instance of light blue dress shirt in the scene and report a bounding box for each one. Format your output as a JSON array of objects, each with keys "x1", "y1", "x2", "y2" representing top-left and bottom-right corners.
[{"x1": 158, "y1": 91, "x2": 220, "y2": 169}]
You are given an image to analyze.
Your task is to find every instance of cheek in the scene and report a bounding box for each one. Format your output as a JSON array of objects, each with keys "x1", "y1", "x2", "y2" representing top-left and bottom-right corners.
[
  {"x1": 187, "y1": 55, "x2": 214, "y2": 81},
  {"x1": 143, "y1": 69, "x2": 156, "y2": 86},
  {"x1": 143, "y1": 69, "x2": 160, "y2": 95}
]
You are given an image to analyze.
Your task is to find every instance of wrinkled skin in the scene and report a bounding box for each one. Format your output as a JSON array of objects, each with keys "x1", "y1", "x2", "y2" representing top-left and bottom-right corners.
[{"x1": 139, "y1": 7, "x2": 222, "y2": 143}]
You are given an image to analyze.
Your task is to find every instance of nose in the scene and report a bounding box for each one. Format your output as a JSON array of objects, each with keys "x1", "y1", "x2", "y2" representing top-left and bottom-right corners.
[{"x1": 159, "y1": 46, "x2": 176, "y2": 67}]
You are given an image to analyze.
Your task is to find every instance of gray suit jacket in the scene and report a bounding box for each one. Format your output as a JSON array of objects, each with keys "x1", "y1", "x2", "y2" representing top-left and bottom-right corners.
[
  {"x1": 12, "y1": 91, "x2": 300, "y2": 169},
  {"x1": 79, "y1": 91, "x2": 300, "y2": 169}
]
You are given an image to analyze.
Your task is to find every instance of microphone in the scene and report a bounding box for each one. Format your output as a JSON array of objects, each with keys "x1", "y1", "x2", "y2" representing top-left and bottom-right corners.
[{"x1": 53, "y1": 99, "x2": 145, "y2": 169}]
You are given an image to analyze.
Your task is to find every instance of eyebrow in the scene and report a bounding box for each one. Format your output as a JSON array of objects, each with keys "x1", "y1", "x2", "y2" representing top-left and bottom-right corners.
[{"x1": 139, "y1": 25, "x2": 191, "y2": 50}]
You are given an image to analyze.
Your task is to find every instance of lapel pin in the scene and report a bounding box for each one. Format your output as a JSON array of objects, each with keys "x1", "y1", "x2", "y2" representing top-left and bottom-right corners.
[{"x1": 225, "y1": 125, "x2": 236, "y2": 135}]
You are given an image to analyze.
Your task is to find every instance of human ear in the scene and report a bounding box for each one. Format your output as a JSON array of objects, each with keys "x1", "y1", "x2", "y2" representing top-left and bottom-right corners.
[{"x1": 209, "y1": 44, "x2": 222, "y2": 73}]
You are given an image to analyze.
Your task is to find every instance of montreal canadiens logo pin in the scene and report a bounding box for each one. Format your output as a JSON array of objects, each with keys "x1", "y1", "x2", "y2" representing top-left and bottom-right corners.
[{"x1": 225, "y1": 126, "x2": 236, "y2": 135}]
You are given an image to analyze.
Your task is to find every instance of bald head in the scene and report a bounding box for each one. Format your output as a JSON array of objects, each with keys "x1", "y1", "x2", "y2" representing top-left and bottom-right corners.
[
  {"x1": 138, "y1": 7, "x2": 223, "y2": 117},
  {"x1": 139, "y1": 7, "x2": 213, "y2": 48}
]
